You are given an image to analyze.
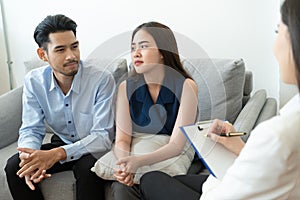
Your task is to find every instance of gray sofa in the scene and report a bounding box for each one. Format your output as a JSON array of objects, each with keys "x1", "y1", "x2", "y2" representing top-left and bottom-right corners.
[{"x1": 0, "y1": 58, "x2": 277, "y2": 200}]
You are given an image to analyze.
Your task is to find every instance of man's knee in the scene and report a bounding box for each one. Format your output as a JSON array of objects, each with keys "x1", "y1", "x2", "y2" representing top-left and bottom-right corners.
[
  {"x1": 5, "y1": 153, "x2": 20, "y2": 176},
  {"x1": 73, "y1": 154, "x2": 96, "y2": 174}
]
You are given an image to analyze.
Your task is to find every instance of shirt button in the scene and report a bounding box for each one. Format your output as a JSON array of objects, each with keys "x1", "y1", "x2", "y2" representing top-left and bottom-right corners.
[
  {"x1": 65, "y1": 104, "x2": 69, "y2": 107},
  {"x1": 68, "y1": 121, "x2": 71, "y2": 124},
  {"x1": 71, "y1": 135, "x2": 74, "y2": 137},
  {"x1": 71, "y1": 156, "x2": 74, "y2": 159}
]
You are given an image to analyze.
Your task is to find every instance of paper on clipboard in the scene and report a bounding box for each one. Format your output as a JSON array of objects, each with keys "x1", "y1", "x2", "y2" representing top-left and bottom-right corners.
[{"x1": 180, "y1": 122, "x2": 237, "y2": 180}]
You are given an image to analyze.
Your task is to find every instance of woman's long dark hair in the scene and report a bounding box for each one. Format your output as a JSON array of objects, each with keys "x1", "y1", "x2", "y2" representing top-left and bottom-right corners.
[
  {"x1": 131, "y1": 21, "x2": 192, "y2": 79},
  {"x1": 281, "y1": 0, "x2": 300, "y2": 91}
]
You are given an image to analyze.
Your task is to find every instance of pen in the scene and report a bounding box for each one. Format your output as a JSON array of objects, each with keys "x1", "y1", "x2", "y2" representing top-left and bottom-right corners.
[{"x1": 219, "y1": 132, "x2": 246, "y2": 137}]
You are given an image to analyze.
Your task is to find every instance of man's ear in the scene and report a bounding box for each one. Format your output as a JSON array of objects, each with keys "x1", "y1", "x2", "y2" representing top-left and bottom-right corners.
[{"x1": 37, "y1": 48, "x2": 48, "y2": 62}]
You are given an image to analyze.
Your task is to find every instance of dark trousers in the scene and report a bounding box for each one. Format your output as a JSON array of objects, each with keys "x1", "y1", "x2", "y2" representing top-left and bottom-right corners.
[
  {"x1": 140, "y1": 171, "x2": 209, "y2": 200},
  {"x1": 5, "y1": 135, "x2": 106, "y2": 200},
  {"x1": 111, "y1": 181, "x2": 141, "y2": 200}
]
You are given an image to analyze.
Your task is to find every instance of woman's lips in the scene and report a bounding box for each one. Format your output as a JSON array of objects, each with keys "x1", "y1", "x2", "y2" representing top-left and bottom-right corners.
[{"x1": 134, "y1": 61, "x2": 143, "y2": 66}]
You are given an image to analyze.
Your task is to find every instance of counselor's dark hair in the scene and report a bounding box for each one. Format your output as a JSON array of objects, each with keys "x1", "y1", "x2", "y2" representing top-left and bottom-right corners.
[
  {"x1": 34, "y1": 14, "x2": 77, "y2": 50},
  {"x1": 281, "y1": 0, "x2": 300, "y2": 91},
  {"x1": 131, "y1": 21, "x2": 192, "y2": 79}
]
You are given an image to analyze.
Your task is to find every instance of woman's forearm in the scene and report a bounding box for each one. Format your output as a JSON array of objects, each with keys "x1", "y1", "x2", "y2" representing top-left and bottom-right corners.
[
  {"x1": 114, "y1": 141, "x2": 131, "y2": 159},
  {"x1": 137, "y1": 141, "x2": 185, "y2": 167}
]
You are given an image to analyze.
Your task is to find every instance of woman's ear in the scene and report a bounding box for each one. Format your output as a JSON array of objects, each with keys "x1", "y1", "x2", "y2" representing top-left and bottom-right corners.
[{"x1": 37, "y1": 48, "x2": 48, "y2": 62}]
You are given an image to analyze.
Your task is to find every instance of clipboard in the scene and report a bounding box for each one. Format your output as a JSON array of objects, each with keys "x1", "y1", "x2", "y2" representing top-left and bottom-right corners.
[{"x1": 180, "y1": 122, "x2": 237, "y2": 180}]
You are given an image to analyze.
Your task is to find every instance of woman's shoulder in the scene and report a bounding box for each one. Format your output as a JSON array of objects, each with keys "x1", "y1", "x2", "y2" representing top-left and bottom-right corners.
[
  {"x1": 119, "y1": 76, "x2": 142, "y2": 89},
  {"x1": 267, "y1": 106, "x2": 299, "y2": 132},
  {"x1": 250, "y1": 107, "x2": 300, "y2": 150},
  {"x1": 183, "y1": 78, "x2": 198, "y2": 93},
  {"x1": 118, "y1": 80, "x2": 127, "y2": 93},
  {"x1": 184, "y1": 78, "x2": 197, "y2": 86},
  {"x1": 119, "y1": 80, "x2": 127, "y2": 88}
]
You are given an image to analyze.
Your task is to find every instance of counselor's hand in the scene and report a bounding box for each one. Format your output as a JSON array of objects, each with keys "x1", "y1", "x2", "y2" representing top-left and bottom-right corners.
[{"x1": 207, "y1": 119, "x2": 245, "y2": 155}]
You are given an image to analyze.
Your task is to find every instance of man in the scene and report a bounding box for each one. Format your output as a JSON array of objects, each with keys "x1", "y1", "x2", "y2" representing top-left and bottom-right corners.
[{"x1": 5, "y1": 14, "x2": 115, "y2": 200}]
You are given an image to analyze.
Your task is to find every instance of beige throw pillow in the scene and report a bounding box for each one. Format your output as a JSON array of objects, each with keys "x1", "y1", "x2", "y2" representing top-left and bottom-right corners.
[{"x1": 91, "y1": 133, "x2": 194, "y2": 184}]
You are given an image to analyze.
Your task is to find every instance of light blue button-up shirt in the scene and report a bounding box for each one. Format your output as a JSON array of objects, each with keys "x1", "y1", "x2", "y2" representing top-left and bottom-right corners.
[{"x1": 18, "y1": 61, "x2": 115, "y2": 162}]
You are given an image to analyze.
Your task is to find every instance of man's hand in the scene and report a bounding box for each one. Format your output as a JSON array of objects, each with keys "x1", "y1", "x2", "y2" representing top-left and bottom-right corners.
[
  {"x1": 17, "y1": 147, "x2": 66, "y2": 180},
  {"x1": 24, "y1": 170, "x2": 51, "y2": 190}
]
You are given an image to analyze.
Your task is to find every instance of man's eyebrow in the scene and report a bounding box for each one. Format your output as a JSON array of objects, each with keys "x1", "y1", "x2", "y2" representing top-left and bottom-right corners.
[
  {"x1": 54, "y1": 45, "x2": 66, "y2": 50},
  {"x1": 71, "y1": 41, "x2": 79, "y2": 46},
  {"x1": 54, "y1": 41, "x2": 79, "y2": 49}
]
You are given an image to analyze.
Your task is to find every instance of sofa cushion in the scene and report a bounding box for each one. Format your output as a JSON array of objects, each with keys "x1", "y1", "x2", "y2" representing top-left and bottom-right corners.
[
  {"x1": 0, "y1": 87, "x2": 23, "y2": 149},
  {"x1": 243, "y1": 71, "x2": 253, "y2": 96},
  {"x1": 91, "y1": 133, "x2": 194, "y2": 184},
  {"x1": 40, "y1": 171, "x2": 75, "y2": 200},
  {"x1": 24, "y1": 57, "x2": 48, "y2": 74},
  {"x1": 243, "y1": 71, "x2": 253, "y2": 106},
  {"x1": 84, "y1": 58, "x2": 128, "y2": 84},
  {"x1": 0, "y1": 142, "x2": 17, "y2": 200},
  {"x1": 182, "y1": 58, "x2": 245, "y2": 123}
]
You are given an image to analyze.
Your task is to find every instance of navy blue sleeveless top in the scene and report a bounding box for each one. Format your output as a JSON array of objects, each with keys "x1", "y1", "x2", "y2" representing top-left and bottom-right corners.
[{"x1": 126, "y1": 70, "x2": 185, "y2": 135}]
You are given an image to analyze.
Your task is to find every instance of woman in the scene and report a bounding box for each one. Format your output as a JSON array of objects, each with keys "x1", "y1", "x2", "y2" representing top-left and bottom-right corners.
[
  {"x1": 140, "y1": 0, "x2": 300, "y2": 199},
  {"x1": 111, "y1": 22, "x2": 198, "y2": 199}
]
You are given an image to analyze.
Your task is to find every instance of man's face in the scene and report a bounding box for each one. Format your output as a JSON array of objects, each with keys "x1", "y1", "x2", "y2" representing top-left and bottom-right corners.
[{"x1": 42, "y1": 31, "x2": 80, "y2": 80}]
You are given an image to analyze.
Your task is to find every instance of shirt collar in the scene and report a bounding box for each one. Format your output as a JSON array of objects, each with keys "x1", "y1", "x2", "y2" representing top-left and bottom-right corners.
[
  {"x1": 49, "y1": 70, "x2": 56, "y2": 92},
  {"x1": 72, "y1": 61, "x2": 82, "y2": 94}
]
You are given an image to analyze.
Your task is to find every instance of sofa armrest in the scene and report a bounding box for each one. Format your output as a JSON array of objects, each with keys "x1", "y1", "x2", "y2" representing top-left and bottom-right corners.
[
  {"x1": 233, "y1": 89, "x2": 267, "y2": 141},
  {"x1": 254, "y1": 98, "x2": 278, "y2": 127},
  {"x1": 0, "y1": 86, "x2": 23, "y2": 148}
]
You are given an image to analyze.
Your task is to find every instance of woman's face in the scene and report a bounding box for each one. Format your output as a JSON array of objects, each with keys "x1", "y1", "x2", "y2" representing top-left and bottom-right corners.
[
  {"x1": 273, "y1": 19, "x2": 297, "y2": 85},
  {"x1": 131, "y1": 29, "x2": 164, "y2": 74}
]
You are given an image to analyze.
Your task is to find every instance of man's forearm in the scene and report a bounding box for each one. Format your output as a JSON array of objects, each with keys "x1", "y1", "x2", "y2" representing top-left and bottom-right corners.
[{"x1": 51, "y1": 147, "x2": 67, "y2": 162}]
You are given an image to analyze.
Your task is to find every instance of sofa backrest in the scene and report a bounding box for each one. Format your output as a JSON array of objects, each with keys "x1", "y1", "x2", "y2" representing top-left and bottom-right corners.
[
  {"x1": 182, "y1": 58, "x2": 246, "y2": 123},
  {"x1": 21, "y1": 57, "x2": 249, "y2": 134},
  {"x1": 243, "y1": 71, "x2": 253, "y2": 106}
]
